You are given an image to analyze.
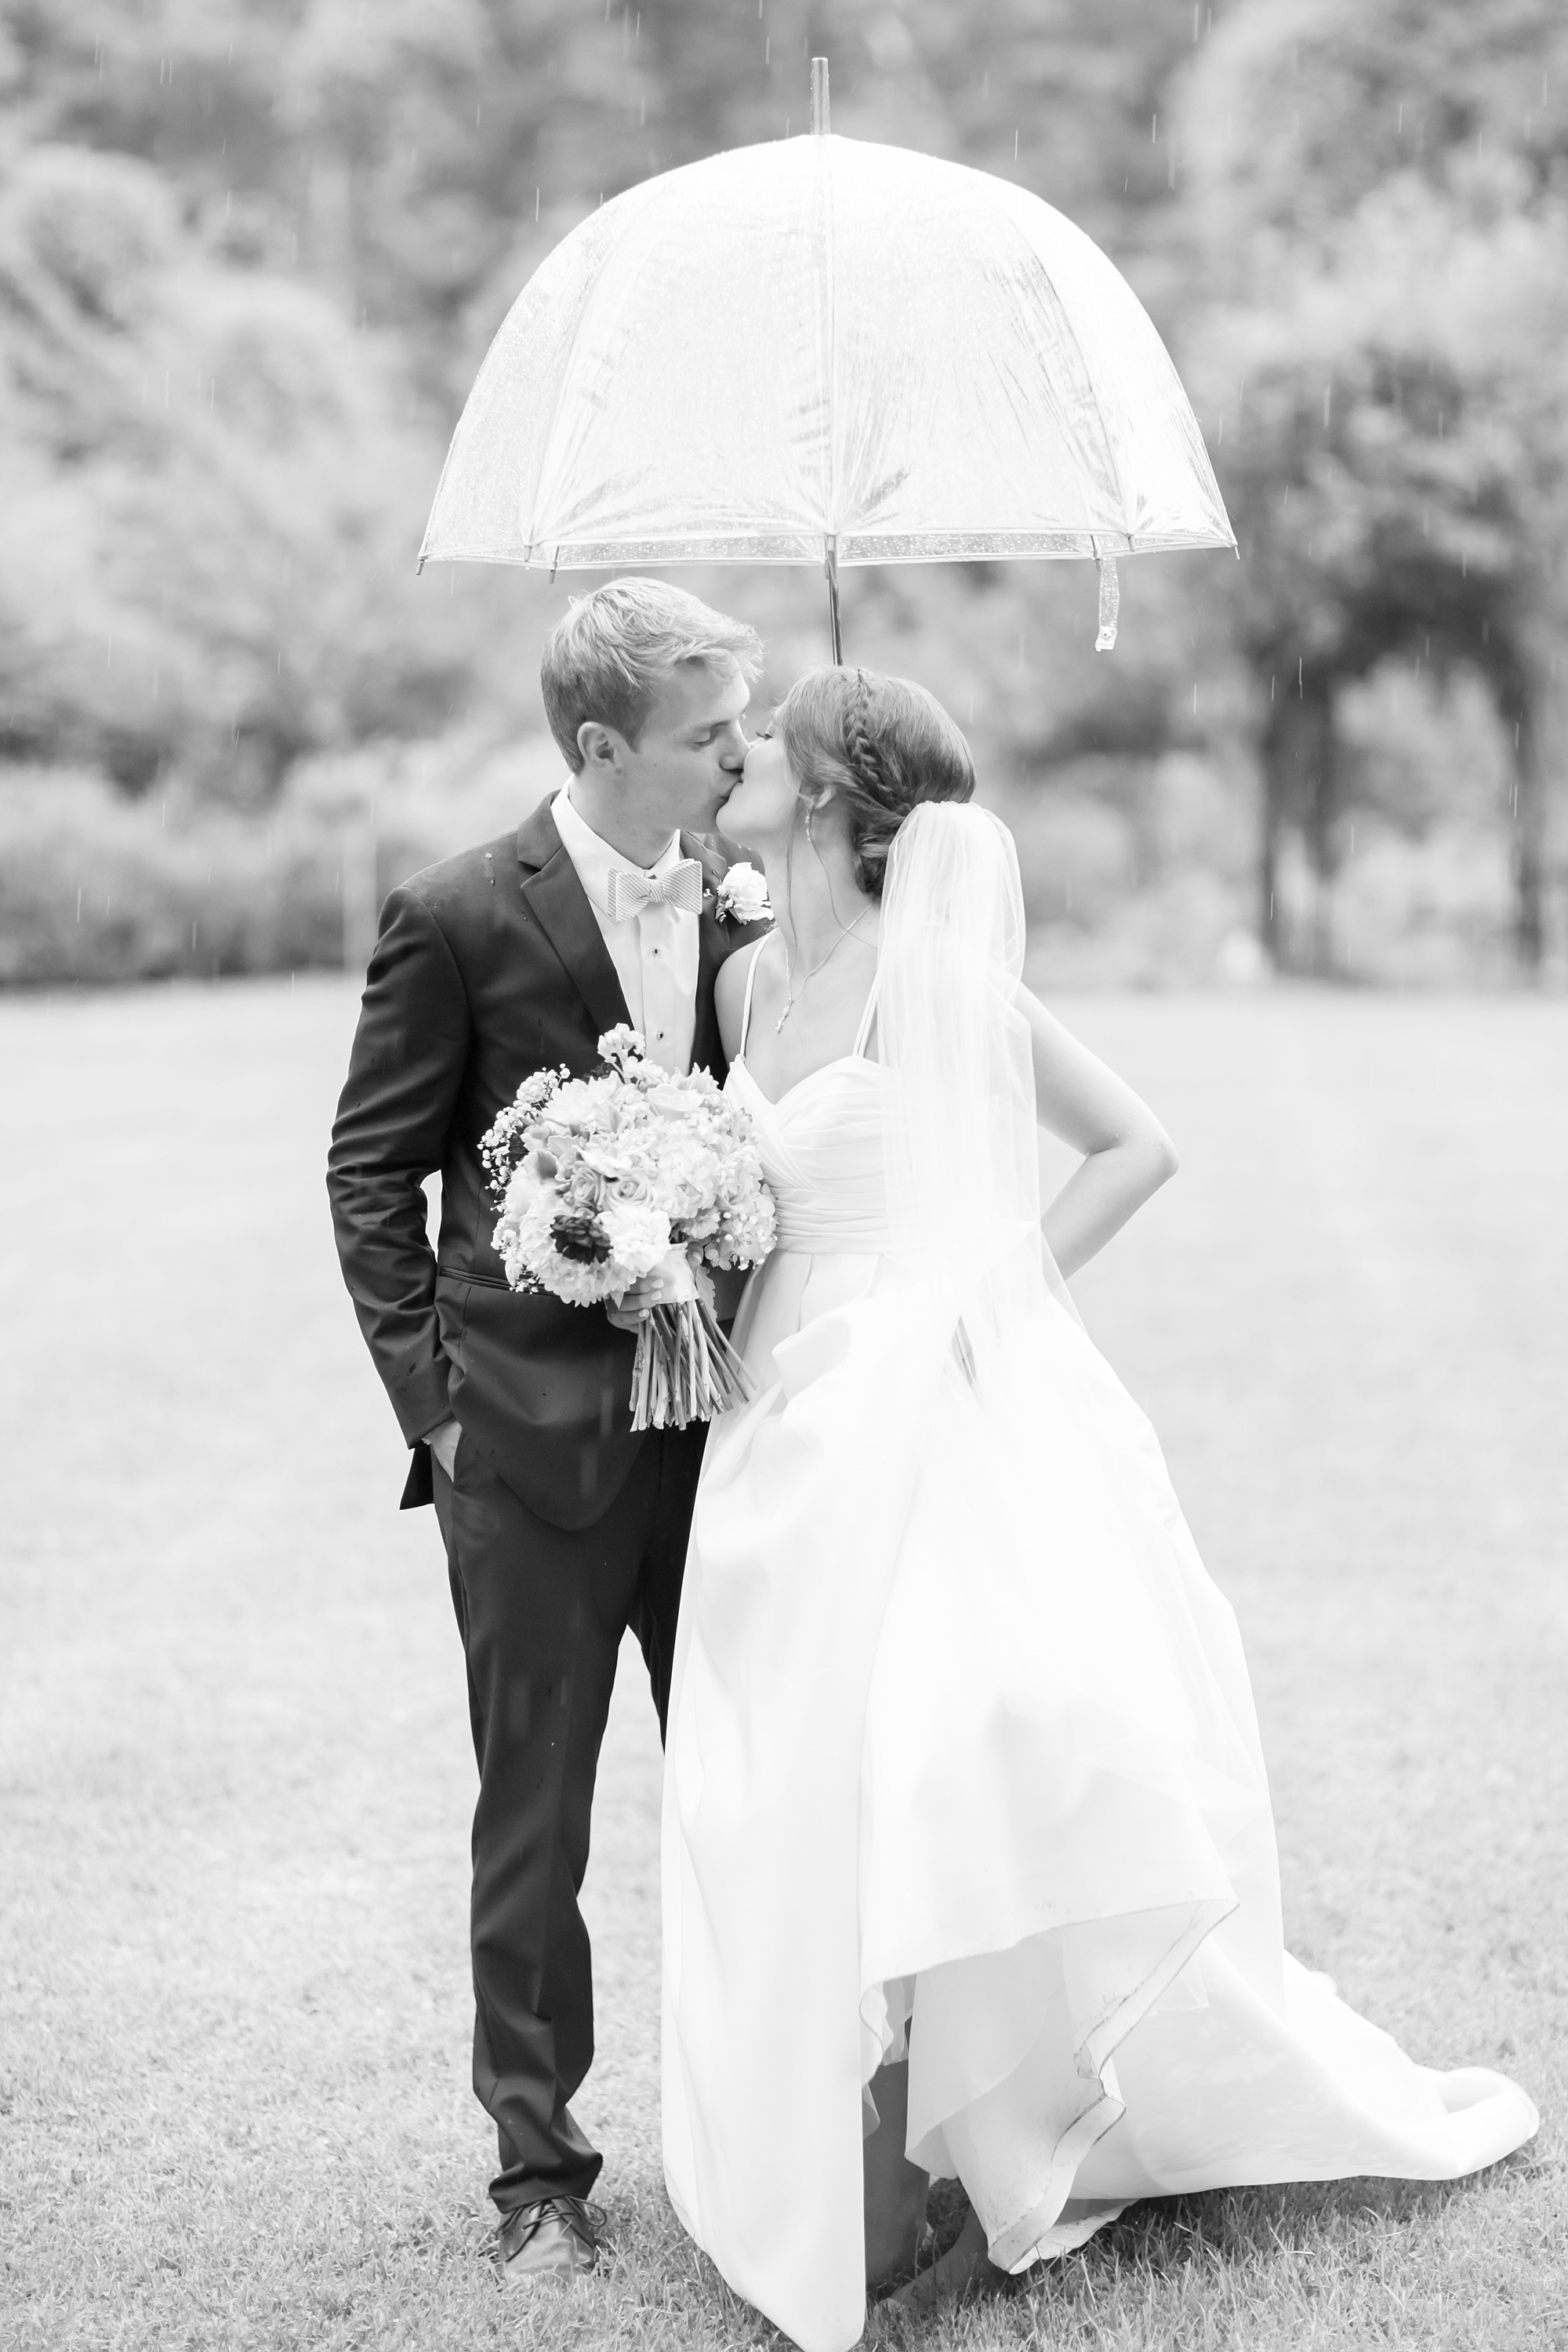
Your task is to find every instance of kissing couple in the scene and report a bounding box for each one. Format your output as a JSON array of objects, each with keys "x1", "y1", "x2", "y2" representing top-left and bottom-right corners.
[{"x1": 328, "y1": 578, "x2": 1535, "y2": 2351}]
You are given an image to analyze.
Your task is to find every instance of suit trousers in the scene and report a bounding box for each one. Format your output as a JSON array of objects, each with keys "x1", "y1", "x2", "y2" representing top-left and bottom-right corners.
[{"x1": 432, "y1": 1419, "x2": 706, "y2": 2213}]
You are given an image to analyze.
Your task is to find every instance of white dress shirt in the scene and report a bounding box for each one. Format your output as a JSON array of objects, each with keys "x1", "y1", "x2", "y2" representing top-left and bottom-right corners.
[{"x1": 552, "y1": 783, "x2": 700, "y2": 1074}]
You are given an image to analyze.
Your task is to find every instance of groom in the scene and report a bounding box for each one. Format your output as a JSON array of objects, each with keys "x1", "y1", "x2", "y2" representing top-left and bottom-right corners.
[{"x1": 326, "y1": 579, "x2": 764, "y2": 2284}]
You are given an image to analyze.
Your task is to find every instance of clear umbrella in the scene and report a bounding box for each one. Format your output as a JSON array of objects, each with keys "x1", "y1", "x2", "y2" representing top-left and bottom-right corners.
[{"x1": 419, "y1": 64, "x2": 1233, "y2": 655}]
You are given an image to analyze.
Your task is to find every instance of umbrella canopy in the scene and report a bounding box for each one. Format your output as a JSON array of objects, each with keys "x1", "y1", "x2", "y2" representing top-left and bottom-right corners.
[{"x1": 420, "y1": 128, "x2": 1232, "y2": 614}]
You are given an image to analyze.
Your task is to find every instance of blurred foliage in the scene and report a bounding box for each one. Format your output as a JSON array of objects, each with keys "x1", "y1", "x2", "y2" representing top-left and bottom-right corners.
[
  {"x1": 1180, "y1": 0, "x2": 1568, "y2": 964},
  {"x1": 0, "y1": 0, "x2": 1564, "y2": 983}
]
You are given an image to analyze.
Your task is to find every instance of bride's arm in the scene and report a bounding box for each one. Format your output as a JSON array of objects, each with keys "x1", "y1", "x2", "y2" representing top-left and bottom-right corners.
[{"x1": 1019, "y1": 988, "x2": 1178, "y2": 1278}]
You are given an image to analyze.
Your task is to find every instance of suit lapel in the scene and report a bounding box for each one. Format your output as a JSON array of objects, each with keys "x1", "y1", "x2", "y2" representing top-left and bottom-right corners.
[
  {"x1": 514, "y1": 804, "x2": 743, "y2": 1076},
  {"x1": 693, "y1": 909, "x2": 728, "y2": 1077},
  {"x1": 684, "y1": 831, "x2": 732, "y2": 1079},
  {"x1": 515, "y1": 800, "x2": 631, "y2": 1046}
]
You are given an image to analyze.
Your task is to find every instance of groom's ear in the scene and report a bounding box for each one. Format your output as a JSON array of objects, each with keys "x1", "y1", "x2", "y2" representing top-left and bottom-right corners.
[{"x1": 576, "y1": 719, "x2": 622, "y2": 774}]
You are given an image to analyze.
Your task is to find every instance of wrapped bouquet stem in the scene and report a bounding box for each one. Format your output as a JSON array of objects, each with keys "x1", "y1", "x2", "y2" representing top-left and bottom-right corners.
[
  {"x1": 626, "y1": 1251, "x2": 755, "y2": 1432},
  {"x1": 480, "y1": 1026, "x2": 777, "y2": 1431}
]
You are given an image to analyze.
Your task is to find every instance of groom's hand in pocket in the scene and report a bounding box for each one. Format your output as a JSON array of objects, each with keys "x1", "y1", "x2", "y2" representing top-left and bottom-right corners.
[{"x1": 425, "y1": 1418, "x2": 461, "y2": 1479}]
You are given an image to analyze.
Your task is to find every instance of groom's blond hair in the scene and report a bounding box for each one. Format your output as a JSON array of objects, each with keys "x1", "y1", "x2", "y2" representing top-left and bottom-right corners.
[{"x1": 542, "y1": 579, "x2": 764, "y2": 770}]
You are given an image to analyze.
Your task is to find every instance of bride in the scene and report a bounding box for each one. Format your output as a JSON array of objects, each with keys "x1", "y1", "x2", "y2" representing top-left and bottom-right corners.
[{"x1": 641, "y1": 664, "x2": 1536, "y2": 2352}]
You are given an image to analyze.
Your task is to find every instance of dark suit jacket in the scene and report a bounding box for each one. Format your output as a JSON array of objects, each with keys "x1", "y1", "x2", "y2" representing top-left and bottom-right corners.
[{"x1": 327, "y1": 795, "x2": 753, "y2": 1530}]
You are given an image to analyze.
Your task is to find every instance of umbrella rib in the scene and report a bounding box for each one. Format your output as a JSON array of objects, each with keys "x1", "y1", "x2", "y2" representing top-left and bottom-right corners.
[
  {"x1": 993, "y1": 194, "x2": 1135, "y2": 547},
  {"x1": 519, "y1": 183, "x2": 666, "y2": 559}
]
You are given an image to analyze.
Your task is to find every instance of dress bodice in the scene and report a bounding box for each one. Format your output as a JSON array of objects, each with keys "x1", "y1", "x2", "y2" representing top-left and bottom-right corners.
[
  {"x1": 728, "y1": 1058, "x2": 890, "y2": 1254},
  {"x1": 727, "y1": 942, "x2": 891, "y2": 1255}
]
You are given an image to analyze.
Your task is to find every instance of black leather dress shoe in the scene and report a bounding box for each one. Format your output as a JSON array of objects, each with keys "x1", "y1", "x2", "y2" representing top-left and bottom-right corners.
[{"x1": 495, "y1": 2196, "x2": 600, "y2": 2286}]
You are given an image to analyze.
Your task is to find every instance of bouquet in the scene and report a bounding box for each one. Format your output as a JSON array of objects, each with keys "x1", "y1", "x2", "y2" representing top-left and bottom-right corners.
[{"x1": 481, "y1": 1025, "x2": 777, "y2": 1429}]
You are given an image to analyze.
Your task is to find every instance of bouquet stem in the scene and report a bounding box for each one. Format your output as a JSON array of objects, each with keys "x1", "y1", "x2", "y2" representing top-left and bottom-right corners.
[{"x1": 630, "y1": 1297, "x2": 755, "y2": 1431}]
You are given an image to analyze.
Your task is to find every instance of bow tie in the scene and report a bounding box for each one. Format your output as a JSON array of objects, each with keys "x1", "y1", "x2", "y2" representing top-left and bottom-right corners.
[{"x1": 605, "y1": 858, "x2": 704, "y2": 923}]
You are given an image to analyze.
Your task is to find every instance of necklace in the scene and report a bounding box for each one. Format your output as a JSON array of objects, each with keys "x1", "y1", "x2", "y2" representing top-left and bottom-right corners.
[{"x1": 774, "y1": 912, "x2": 874, "y2": 1032}]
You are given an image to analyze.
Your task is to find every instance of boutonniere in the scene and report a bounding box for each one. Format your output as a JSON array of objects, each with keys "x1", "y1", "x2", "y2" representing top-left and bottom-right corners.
[{"x1": 709, "y1": 862, "x2": 772, "y2": 926}]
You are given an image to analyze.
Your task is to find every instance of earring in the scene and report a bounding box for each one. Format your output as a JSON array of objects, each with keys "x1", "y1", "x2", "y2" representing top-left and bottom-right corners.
[{"x1": 804, "y1": 804, "x2": 815, "y2": 844}]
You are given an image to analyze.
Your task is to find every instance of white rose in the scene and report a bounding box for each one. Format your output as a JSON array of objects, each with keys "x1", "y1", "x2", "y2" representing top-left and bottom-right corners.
[{"x1": 715, "y1": 862, "x2": 771, "y2": 925}]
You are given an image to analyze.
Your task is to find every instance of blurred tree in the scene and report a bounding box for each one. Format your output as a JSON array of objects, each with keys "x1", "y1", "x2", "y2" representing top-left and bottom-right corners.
[
  {"x1": 0, "y1": 138, "x2": 472, "y2": 795},
  {"x1": 1180, "y1": 0, "x2": 1568, "y2": 971},
  {"x1": 3, "y1": 0, "x2": 1219, "y2": 378},
  {"x1": 5, "y1": 0, "x2": 1563, "y2": 988},
  {"x1": 0, "y1": 0, "x2": 1238, "y2": 812}
]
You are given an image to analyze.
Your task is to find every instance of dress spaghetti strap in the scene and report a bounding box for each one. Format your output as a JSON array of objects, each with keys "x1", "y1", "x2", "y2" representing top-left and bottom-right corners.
[
  {"x1": 739, "y1": 938, "x2": 769, "y2": 1057},
  {"x1": 851, "y1": 975, "x2": 880, "y2": 1062}
]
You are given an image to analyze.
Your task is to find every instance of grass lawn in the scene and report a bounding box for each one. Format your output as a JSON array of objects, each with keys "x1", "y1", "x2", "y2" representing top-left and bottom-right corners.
[{"x1": 2, "y1": 976, "x2": 1564, "y2": 2351}]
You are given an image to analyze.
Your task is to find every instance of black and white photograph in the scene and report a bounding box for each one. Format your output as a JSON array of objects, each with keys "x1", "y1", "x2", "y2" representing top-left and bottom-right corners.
[{"x1": 3, "y1": 5, "x2": 1564, "y2": 2347}]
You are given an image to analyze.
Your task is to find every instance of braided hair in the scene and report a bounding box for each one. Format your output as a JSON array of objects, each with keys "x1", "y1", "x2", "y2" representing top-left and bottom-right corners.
[{"x1": 774, "y1": 666, "x2": 975, "y2": 896}]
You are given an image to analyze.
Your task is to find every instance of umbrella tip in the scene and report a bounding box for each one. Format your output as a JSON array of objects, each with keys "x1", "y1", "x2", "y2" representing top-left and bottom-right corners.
[{"x1": 810, "y1": 56, "x2": 829, "y2": 135}]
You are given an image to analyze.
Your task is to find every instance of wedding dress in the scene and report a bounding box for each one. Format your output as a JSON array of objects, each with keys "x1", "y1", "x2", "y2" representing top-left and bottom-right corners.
[{"x1": 659, "y1": 806, "x2": 1537, "y2": 2352}]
